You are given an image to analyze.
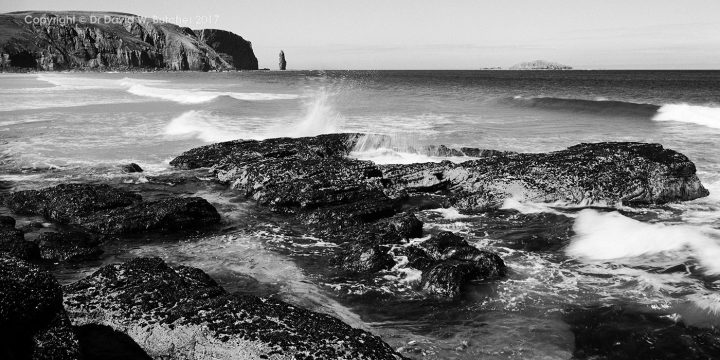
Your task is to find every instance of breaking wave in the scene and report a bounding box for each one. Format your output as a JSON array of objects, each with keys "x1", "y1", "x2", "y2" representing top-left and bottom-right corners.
[
  {"x1": 125, "y1": 83, "x2": 300, "y2": 104},
  {"x1": 506, "y1": 96, "x2": 720, "y2": 130},
  {"x1": 163, "y1": 89, "x2": 344, "y2": 142},
  {"x1": 566, "y1": 210, "x2": 720, "y2": 275},
  {"x1": 653, "y1": 103, "x2": 720, "y2": 129}
]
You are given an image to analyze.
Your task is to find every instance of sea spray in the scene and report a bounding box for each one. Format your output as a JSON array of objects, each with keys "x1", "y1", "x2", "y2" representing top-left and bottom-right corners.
[{"x1": 277, "y1": 87, "x2": 343, "y2": 137}]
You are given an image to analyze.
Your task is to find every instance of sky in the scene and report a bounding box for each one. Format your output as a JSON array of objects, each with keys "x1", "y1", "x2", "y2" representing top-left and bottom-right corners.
[{"x1": 4, "y1": 0, "x2": 720, "y2": 70}]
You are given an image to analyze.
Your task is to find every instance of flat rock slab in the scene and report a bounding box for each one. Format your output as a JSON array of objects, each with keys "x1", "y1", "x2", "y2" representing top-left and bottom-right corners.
[
  {"x1": 63, "y1": 257, "x2": 405, "y2": 360},
  {"x1": 3, "y1": 184, "x2": 221, "y2": 234}
]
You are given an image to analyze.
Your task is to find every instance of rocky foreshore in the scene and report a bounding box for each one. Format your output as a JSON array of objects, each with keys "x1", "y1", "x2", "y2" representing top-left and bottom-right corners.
[{"x1": 0, "y1": 133, "x2": 712, "y2": 359}]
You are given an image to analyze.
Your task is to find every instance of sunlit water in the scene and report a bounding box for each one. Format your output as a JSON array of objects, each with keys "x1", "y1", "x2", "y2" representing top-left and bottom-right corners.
[{"x1": 1, "y1": 70, "x2": 719, "y2": 359}]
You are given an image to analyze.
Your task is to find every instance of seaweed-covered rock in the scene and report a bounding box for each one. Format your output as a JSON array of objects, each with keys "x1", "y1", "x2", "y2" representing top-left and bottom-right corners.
[
  {"x1": 36, "y1": 231, "x2": 102, "y2": 262},
  {"x1": 3, "y1": 184, "x2": 220, "y2": 234},
  {"x1": 381, "y1": 141, "x2": 709, "y2": 209},
  {"x1": 566, "y1": 305, "x2": 720, "y2": 359},
  {"x1": 169, "y1": 134, "x2": 708, "y2": 299},
  {"x1": 172, "y1": 134, "x2": 708, "y2": 213},
  {"x1": 0, "y1": 254, "x2": 80, "y2": 359},
  {"x1": 64, "y1": 257, "x2": 404, "y2": 360},
  {"x1": 80, "y1": 197, "x2": 221, "y2": 234}
]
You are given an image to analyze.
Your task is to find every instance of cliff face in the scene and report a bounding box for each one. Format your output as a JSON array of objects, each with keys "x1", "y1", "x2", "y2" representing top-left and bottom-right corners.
[
  {"x1": 0, "y1": 11, "x2": 257, "y2": 71},
  {"x1": 510, "y1": 60, "x2": 572, "y2": 70},
  {"x1": 194, "y1": 29, "x2": 257, "y2": 70}
]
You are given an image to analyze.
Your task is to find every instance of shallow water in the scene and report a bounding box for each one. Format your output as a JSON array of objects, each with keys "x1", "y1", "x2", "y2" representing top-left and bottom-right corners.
[{"x1": 1, "y1": 70, "x2": 720, "y2": 359}]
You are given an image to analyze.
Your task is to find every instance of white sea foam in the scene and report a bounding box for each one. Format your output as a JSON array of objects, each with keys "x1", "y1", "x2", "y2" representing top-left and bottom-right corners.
[
  {"x1": 125, "y1": 83, "x2": 300, "y2": 104},
  {"x1": 164, "y1": 110, "x2": 261, "y2": 142},
  {"x1": 500, "y1": 198, "x2": 574, "y2": 216},
  {"x1": 653, "y1": 103, "x2": 720, "y2": 130},
  {"x1": 566, "y1": 210, "x2": 720, "y2": 274},
  {"x1": 430, "y1": 207, "x2": 472, "y2": 220}
]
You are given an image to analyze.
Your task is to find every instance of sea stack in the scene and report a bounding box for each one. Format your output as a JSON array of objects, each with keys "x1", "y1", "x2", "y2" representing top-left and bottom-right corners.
[{"x1": 279, "y1": 50, "x2": 287, "y2": 70}]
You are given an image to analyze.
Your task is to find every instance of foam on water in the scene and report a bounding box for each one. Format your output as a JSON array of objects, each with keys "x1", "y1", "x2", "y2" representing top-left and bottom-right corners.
[
  {"x1": 567, "y1": 210, "x2": 720, "y2": 275},
  {"x1": 653, "y1": 104, "x2": 720, "y2": 130},
  {"x1": 125, "y1": 83, "x2": 300, "y2": 104},
  {"x1": 163, "y1": 110, "x2": 262, "y2": 142}
]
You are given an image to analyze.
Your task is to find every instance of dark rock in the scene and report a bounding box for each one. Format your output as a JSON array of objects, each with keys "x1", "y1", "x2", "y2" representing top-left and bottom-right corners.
[
  {"x1": 80, "y1": 197, "x2": 221, "y2": 234},
  {"x1": 64, "y1": 257, "x2": 404, "y2": 359},
  {"x1": 279, "y1": 50, "x2": 286, "y2": 70},
  {"x1": 195, "y1": 29, "x2": 258, "y2": 70},
  {"x1": 36, "y1": 231, "x2": 102, "y2": 262},
  {"x1": 168, "y1": 134, "x2": 708, "y2": 298},
  {"x1": 75, "y1": 324, "x2": 152, "y2": 360},
  {"x1": 380, "y1": 141, "x2": 709, "y2": 210},
  {"x1": 566, "y1": 305, "x2": 720, "y2": 359},
  {"x1": 405, "y1": 232, "x2": 506, "y2": 297},
  {"x1": 3, "y1": 183, "x2": 141, "y2": 223},
  {"x1": 330, "y1": 212, "x2": 423, "y2": 275},
  {"x1": 3, "y1": 184, "x2": 220, "y2": 234},
  {"x1": 0, "y1": 216, "x2": 40, "y2": 261},
  {"x1": 0, "y1": 11, "x2": 256, "y2": 71},
  {"x1": 172, "y1": 134, "x2": 708, "y2": 213},
  {"x1": 0, "y1": 254, "x2": 80, "y2": 359},
  {"x1": 120, "y1": 163, "x2": 143, "y2": 173},
  {"x1": 336, "y1": 242, "x2": 396, "y2": 274},
  {"x1": 0, "y1": 215, "x2": 16, "y2": 227}
]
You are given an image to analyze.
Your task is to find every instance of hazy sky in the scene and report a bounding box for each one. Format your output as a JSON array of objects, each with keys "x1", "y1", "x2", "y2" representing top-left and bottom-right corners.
[{"x1": 4, "y1": 0, "x2": 720, "y2": 69}]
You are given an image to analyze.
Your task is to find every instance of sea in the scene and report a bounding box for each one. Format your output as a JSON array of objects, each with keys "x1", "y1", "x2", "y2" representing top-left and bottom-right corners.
[{"x1": 1, "y1": 70, "x2": 719, "y2": 359}]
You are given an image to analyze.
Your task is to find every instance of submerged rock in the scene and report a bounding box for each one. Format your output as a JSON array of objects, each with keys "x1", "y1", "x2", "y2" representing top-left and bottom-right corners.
[
  {"x1": 0, "y1": 254, "x2": 80, "y2": 359},
  {"x1": 63, "y1": 257, "x2": 404, "y2": 360},
  {"x1": 3, "y1": 184, "x2": 220, "y2": 234},
  {"x1": 566, "y1": 305, "x2": 720, "y2": 359}
]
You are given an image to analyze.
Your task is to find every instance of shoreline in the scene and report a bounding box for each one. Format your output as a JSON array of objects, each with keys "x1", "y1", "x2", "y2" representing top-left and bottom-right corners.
[{"x1": 1, "y1": 132, "x2": 715, "y2": 359}]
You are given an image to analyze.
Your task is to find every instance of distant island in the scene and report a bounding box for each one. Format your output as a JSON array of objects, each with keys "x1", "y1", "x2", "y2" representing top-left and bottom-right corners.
[
  {"x1": 509, "y1": 60, "x2": 572, "y2": 70},
  {"x1": 0, "y1": 11, "x2": 258, "y2": 71}
]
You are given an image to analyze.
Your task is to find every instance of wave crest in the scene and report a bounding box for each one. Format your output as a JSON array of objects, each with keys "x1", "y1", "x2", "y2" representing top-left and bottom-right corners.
[
  {"x1": 126, "y1": 83, "x2": 300, "y2": 104},
  {"x1": 653, "y1": 104, "x2": 720, "y2": 130}
]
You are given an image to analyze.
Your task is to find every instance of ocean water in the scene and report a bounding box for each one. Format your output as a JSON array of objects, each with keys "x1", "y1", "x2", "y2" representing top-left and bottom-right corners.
[{"x1": 1, "y1": 70, "x2": 719, "y2": 358}]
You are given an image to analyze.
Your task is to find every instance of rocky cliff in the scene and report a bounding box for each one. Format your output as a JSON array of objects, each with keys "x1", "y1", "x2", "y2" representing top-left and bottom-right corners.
[
  {"x1": 0, "y1": 11, "x2": 258, "y2": 71},
  {"x1": 194, "y1": 28, "x2": 258, "y2": 70}
]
